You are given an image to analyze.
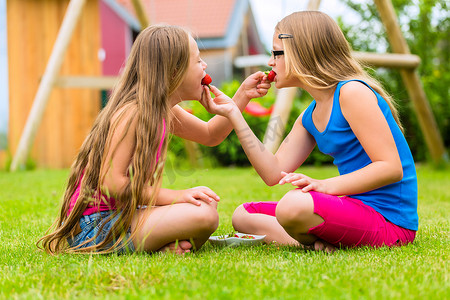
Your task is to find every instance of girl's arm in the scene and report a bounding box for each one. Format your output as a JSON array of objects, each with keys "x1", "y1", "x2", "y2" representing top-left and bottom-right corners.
[
  {"x1": 144, "y1": 186, "x2": 219, "y2": 206},
  {"x1": 201, "y1": 86, "x2": 316, "y2": 186},
  {"x1": 101, "y1": 105, "x2": 219, "y2": 206},
  {"x1": 323, "y1": 82, "x2": 403, "y2": 194},
  {"x1": 171, "y1": 72, "x2": 271, "y2": 146},
  {"x1": 280, "y1": 81, "x2": 403, "y2": 195}
]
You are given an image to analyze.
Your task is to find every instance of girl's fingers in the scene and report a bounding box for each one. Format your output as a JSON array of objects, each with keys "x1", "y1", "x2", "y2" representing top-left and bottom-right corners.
[
  {"x1": 199, "y1": 87, "x2": 212, "y2": 106},
  {"x1": 192, "y1": 190, "x2": 216, "y2": 203},
  {"x1": 279, "y1": 172, "x2": 292, "y2": 184},
  {"x1": 283, "y1": 174, "x2": 300, "y2": 183},
  {"x1": 209, "y1": 85, "x2": 222, "y2": 97},
  {"x1": 202, "y1": 189, "x2": 220, "y2": 202},
  {"x1": 257, "y1": 82, "x2": 271, "y2": 89},
  {"x1": 302, "y1": 183, "x2": 314, "y2": 193},
  {"x1": 291, "y1": 179, "x2": 306, "y2": 186},
  {"x1": 188, "y1": 197, "x2": 202, "y2": 206}
]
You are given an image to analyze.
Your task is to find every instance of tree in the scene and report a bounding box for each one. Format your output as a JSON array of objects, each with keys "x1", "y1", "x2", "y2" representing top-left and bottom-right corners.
[{"x1": 338, "y1": 0, "x2": 449, "y2": 161}]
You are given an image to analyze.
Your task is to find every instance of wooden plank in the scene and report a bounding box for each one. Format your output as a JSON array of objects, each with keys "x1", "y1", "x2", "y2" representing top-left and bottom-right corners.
[
  {"x1": 307, "y1": 0, "x2": 322, "y2": 10},
  {"x1": 352, "y1": 51, "x2": 420, "y2": 69},
  {"x1": 374, "y1": 0, "x2": 447, "y2": 164},
  {"x1": 0, "y1": 150, "x2": 6, "y2": 170},
  {"x1": 263, "y1": 88, "x2": 297, "y2": 153},
  {"x1": 55, "y1": 76, "x2": 118, "y2": 89},
  {"x1": 131, "y1": 0, "x2": 149, "y2": 27},
  {"x1": 8, "y1": 0, "x2": 101, "y2": 169},
  {"x1": 57, "y1": 0, "x2": 101, "y2": 168},
  {"x1": 235, "y1": 52, "x2": 420, "y2": 69},
  {"x1": 7, "y1": 0, "x2": 25, "y2": 160},
  {"x1": 73, "y1": 0, "x2": 101, "y2": 167},
  {"x1": 10, "y1": 0, "x2": 87, "y2": 171},
  {"x1": 42, "y1": 0, "x2": 62, "y2": 167}
]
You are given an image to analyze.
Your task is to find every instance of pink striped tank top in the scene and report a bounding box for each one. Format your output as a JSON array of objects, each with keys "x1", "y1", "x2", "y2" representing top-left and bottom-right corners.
[{"x1": 67, "y1": 119, "x2": 166, "y2": 216}]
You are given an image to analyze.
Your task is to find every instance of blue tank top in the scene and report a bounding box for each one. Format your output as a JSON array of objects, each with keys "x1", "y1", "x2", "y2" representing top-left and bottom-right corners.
[{"x1": 302, "y1": 80, "x2": 418, "y2": 230}]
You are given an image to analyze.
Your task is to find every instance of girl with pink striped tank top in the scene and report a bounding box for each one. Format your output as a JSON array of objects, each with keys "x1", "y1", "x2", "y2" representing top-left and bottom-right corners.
[{"x1": 38, "y1": 25, "x2": 271, "y2": 255}]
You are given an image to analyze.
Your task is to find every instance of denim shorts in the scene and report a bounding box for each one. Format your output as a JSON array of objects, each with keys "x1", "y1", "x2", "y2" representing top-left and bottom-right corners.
[{"x1": 67, "y1": 211, "x2": 135, "y2": 254}]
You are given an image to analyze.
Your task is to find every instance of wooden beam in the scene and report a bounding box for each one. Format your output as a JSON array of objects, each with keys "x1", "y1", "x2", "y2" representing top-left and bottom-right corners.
[
  {"x1": 307, "y1": 0, "x2": 322, "y2": 10},
  {"x1": 374, "y1": 0, "x2": 447, "y2": 164},
  {"x1": 263, "y1": 88, "x2": 297, "y2": 153},
  {"x1": 55, "y1": 76, "x2": 118, "y2": 89},
  {"x1": 235, "y1": 52, "x2": 420, "y2": 69},
  {"x1": 131, "y1": 0, "x2": 149, "y2": 28},
  {"x1": 352, "y1": 51, "x2": 420, "y2": 69},
  {"x1": 10, "y1": 0, "x2": 87, "y2": 171}
]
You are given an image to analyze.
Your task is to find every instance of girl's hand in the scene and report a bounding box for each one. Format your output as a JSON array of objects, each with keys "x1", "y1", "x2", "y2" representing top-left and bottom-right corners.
[
  {"x1": 279, "y1": 171, "x2": 327, "y2": 193},
  {"x1": 178, "y1": 186, "x2": 220, "y2": 206},
  {"x1": 240, "y1": 71, "x2": 272, "y2": 99},
  {"x1": 199, "y1": 85, "x2": 238, "y2": 117}
]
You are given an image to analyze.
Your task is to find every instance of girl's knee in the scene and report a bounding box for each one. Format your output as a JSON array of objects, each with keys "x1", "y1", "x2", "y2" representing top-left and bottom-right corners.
[
  {"x1": 276, "y1": 190, "x2": 314, "y2": 227},
  {"x1": 231, "y1": 204, "x2": 247, "y2": 229},
  {"x1": 197, "y1": 203, "x2": 219, "y2": 233},
  {"x1": 209, "y1": 199, "x2": 218, "y2": 210}
]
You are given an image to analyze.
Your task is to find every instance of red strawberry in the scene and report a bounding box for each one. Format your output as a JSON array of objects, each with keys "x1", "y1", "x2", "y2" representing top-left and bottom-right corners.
[
  {"x1": 265, "y1": 70, "x2": 276, "y2": 82},
  {"x1": 201, "y1": 74, "x2": 212, "y2": 88}
]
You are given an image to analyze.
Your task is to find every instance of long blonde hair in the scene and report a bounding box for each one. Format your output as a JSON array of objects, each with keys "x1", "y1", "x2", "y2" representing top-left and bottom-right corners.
[
  {"x1": 276, "y1": 11, "x2": 402, "y2": 130},
  {"x1": 38, "y1": 25, "x2": 191, "y2": 254}
]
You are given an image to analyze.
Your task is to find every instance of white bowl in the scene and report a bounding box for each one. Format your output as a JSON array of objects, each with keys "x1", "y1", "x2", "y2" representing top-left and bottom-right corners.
[{"x1": 209, "y1": 232, "x2": 266, "y2": 247}]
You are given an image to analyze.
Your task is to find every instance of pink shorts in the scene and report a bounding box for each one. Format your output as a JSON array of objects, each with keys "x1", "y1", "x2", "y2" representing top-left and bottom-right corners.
[{"x1": 243, "y1": 191, "x2": 416, "y2": 248}]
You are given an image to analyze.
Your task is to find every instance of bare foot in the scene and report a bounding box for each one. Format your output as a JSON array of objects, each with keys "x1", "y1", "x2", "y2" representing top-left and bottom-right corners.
[
  {"x1": 313, "y1": 239, "x2": 336, "y2": 253},
  {"x1": 158, "y1": 240, "x2": 192, "y2": 255}
]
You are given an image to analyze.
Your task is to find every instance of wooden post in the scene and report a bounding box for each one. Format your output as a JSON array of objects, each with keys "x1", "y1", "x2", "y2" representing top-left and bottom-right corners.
[
  {"x1": 54, "y1": 76, "x2": 118, "y2": 89},
  {"x1": 307, "y1": 0, "x2": 322, "y2": 10},
  {"x1": 262, "y1": 0, "x2": 321, "y2": 152},
  {"x1": 263, "y1": 88, "x2": 297, "y2": 153},
  {"x1": 352, "y1": 52, "x2": 420, "y2": 69},
  {"x1": 131, "y1": 0, "x2": 149, "y2": 28},
  {"x1": 10, "y1": 0, "x2": 86, "y2": 171},
  {"x1": 374, "y1": 0, "x2": 447, "y2": 164}
]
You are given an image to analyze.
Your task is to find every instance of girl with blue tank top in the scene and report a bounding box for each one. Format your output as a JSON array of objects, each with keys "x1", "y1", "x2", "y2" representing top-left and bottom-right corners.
[{"x1": 203, "y1": 11, "x2": 418, "y2": 252}]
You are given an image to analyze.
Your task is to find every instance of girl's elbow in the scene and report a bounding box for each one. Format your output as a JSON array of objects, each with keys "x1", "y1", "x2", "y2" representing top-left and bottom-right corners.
[
  {"x1": 393, "y1": 166, "x2": 403, "y2": 182},
  {"x1": 101, "y1": 184, "x2": 119, "y2": 197},
  {"x1": 266, "y1": 181, "x2": 278, "y2": 187},
  {"x1": 101, "y1": 177, "x2": 127, "y2": 197},
  {"x1": 388, "y1": 163, "x2": 403, "y2": 183},
  {"x1": 200, "y1": 134, "x2": 226, "y2": 147},
  {"x1": 201, "y1": 140, "x2": 219, "y2": 147},
  {"x1": 205, "y1": 138, "x2": 222, "y2": 147},
  {"x1": 263, "y1": 176, "x2": 279, "y2": 187}
]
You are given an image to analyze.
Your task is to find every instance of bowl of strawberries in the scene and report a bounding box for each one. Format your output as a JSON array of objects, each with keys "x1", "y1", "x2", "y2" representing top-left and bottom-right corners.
[{"x1": 209, "y1": 232, "x2": 266, "y2": 247}]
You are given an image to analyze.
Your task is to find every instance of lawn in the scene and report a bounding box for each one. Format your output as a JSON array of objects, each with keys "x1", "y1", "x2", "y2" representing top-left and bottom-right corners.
[{"x1": 0, "y1": 164, "x2": 448, "y2": 299}]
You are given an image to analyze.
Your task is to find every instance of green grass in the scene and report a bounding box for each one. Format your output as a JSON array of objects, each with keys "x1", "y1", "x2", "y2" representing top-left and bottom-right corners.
[{"x1": 0, "y1": 165, "x2": 448, "y2": 299}]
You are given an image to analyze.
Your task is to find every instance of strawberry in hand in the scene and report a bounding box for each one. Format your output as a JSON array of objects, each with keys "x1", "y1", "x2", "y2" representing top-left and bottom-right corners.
[
  {"x1": 201, "y1": 74, "x2": 212, "y2": 88},
  {"x1": 264, "y1": 70, "x2": 276, "y2": 82}
]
